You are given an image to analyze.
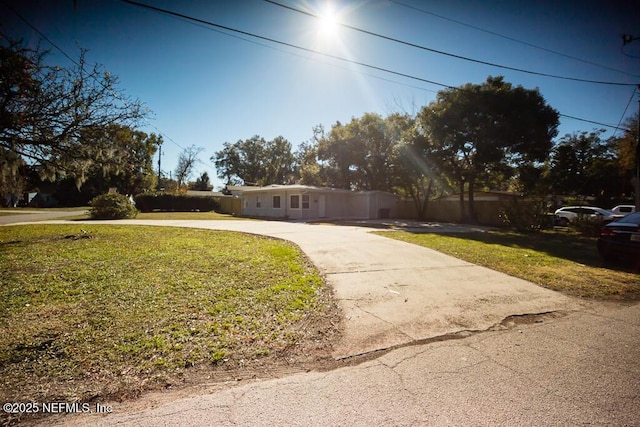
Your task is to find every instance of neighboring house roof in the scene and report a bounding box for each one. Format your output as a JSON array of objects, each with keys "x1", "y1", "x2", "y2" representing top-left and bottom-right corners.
[
  {"x1": 225, "y1": 185, "x2": 259, "y2": 192},
  {"x1": 186, "y1": 190, "x2": 225, "y2": 197},
  {"x1": 435, "y1": 191, "x2": 523, "y2": 201},
  {"x1": 224, "y1": 185, "x2": 260, "y2": 196}
]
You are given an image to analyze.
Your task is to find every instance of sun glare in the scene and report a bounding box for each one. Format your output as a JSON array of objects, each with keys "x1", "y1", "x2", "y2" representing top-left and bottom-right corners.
[{"x1": 317, "y1": 4, "x2": 340, "y2": 38}]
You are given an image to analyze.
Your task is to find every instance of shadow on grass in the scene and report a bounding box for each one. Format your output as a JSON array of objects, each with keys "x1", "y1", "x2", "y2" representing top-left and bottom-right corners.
[{"x1": 404, "y1": 228, "x2": 640, "y2": 275}]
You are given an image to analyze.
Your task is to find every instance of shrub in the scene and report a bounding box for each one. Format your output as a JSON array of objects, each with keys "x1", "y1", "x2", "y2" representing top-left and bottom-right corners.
[
  {"x1": 89, "y1": 193, "x2": 138, "y2": 219},
  {"x1": 134, "y1": 193, "x2": 220, "y2": 212},
  {"x1": 499, "y1": 200, "x2": 553, "y2": 232},
  {"x1": 570, "y1": 214, "x2": 603, "y2": 237}
]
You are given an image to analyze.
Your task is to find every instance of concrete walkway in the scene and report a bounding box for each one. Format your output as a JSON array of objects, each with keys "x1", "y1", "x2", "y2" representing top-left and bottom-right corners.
[{"x1": 17, "y1": 219, "x2": 579, "y2": 359}]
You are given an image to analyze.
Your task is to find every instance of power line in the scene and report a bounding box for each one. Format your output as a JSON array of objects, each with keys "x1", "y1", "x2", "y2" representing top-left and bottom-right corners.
[
  {"x1": 263, "y1": 0, "x2": 637, "y2": 87},
  {"x1": 559, "y1": 113, "x2": 631, "y2": 132},
  {"x1": 171, "y1": 13, "x2": 440, "y2": 95},
  {"x1": 122, "y1": 0, "x2": 454, "y2": 90},
  {"x1": 122, "y1": 0, "x2": 634, "y2": 132},
  {"x1": 611, "y1": 88, "x2": 638, "y2": 137},
  {"x1": 387, "y1": 0, "x2": 640, "y2": 79},
  {"x1": 3, "y1": 1, "x2": 78, "y2": 67}
]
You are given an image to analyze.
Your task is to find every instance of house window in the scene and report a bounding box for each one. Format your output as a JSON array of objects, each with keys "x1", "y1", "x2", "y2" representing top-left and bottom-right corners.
[
  {"x1": 256, "y1": 196, "x2": 261, "y2": 208},
  {"x1": 302, "y1": 194, "x2": 310, "y2": 209},
  {"x1": 273, "y1": 195, "x2": 281, "y2": 209},
  {"x1": 290, "y1": 195, "x2": 300, "y2": 209}
]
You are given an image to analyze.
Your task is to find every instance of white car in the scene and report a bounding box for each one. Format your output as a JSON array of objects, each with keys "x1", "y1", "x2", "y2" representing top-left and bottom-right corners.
[
  {"x1": 554, "y1": 206, "x2": 617, "y2": 227},
  {"x1": 611, "y1": 205, "x2": 636, "y2": 216}
]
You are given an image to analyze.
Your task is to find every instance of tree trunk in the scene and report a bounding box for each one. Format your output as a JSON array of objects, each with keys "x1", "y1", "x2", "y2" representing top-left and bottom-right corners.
[
  {"x1": 467, "y1": 179, "x2": 477, "y2": 224},
  {"x1": 458, "y1": 180, "x2": 466, "y2": 222},
  {"x1": 420, "y1": 180, "x2": 433, "y2": 221}
]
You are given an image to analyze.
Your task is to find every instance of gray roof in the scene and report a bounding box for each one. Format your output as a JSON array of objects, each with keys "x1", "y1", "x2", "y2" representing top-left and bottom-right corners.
[{"x1": 234, "y1": 184, "x2": 396, "y2": 196}]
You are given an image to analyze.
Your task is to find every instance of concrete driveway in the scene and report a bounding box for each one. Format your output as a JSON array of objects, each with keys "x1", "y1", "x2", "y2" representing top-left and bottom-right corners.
[{"x1": 15, "y1": 219, "x2": 579, "y2": 359}]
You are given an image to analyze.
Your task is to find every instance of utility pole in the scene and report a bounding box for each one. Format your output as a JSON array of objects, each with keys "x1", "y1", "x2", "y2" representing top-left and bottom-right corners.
[
  {"x1": 623, "y1": 34, "x2": 640, "y2": 211},
  {"x1": 636, "y1": 91, "x2": 640, "y2": 211},
  {"x1": 157, "y1": 144, "x2": 162, "y2": 179}
]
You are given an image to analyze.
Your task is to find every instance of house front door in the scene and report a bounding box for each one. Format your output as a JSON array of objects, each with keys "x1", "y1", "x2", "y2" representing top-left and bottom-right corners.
[{"x1": 318, "y1": 195, "x2": 326, "y2": 217}]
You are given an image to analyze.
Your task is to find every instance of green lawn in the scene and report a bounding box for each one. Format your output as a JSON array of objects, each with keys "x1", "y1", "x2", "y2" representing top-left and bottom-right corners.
[
  {"x1": 375, "y1": 230, "x2": 640, "y2": 301},
  {"x1": 0, "y1": 224, "x2": 336, "y2": 417}
]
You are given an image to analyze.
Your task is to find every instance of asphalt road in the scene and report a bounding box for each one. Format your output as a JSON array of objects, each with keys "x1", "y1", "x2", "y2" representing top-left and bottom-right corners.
[
  {"x1": 55, "y1": 301, "x2": 639, "y2": 426},
  {"x1": 0, "y1": 209, "x2": 86, "y2": 225}
]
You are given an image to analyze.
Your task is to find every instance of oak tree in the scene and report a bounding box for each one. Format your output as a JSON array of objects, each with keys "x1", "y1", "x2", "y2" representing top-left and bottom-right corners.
[{"x1": 418, "y1": 76, "x2": 559, "y2": 221}]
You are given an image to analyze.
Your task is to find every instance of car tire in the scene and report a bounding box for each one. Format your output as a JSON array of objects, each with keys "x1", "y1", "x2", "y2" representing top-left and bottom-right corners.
[{"x1": 557, "y1": 217, "x2": 569, "y2": 227}]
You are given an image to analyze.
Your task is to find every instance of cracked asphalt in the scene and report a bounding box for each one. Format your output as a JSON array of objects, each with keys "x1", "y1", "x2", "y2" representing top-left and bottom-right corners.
[
  {"x1": 58, "y1": 302, "x2": 639, "y2": 426},
  {"x1": 5, "y1": 218, "x2": 638, "y2": 425}
]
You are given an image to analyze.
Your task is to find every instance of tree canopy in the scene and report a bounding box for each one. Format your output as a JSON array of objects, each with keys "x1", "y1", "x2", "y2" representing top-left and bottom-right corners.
[
  {"x1": 417, "y1": 76, "x2": 559, "y2": 220},
  {"x1": 213, "y1": 135, "x2": 296, "y2": 186},
  {"x1": 29, "y1": 125, "x2": 161, "y2": 206},
  {"x1": 0, "y1": 34, "x2": 147, "y2": 188},
  {"x1": 548, "y1": 129, "x2": 634, "y2": 205},
  {"x1": 316, "y1": 113, "x2": 397, "y2": 191}
]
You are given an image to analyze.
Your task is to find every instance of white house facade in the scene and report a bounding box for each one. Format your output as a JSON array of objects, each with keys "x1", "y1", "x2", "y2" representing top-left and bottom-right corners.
[{"x1": 230, "y1": 184, "x2": 397, "y2": 220}]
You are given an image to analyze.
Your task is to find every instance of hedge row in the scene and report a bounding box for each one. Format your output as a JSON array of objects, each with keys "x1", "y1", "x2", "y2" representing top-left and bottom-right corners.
[{"x1": 134, "y1": 193, "x2": 220, "y2": 212}]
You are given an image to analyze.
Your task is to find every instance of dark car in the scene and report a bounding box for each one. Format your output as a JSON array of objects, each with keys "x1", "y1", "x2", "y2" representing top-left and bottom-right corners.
[{"x1": 597, "y1": 212, "x2": 640, "y2": 262}]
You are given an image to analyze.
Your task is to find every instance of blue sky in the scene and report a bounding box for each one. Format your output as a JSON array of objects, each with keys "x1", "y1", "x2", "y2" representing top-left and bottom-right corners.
[{"x1": 3, "y1": 0, "x2": 640, "y2": 190}]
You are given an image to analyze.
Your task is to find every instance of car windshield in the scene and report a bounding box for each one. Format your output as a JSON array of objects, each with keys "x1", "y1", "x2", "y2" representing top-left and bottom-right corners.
[{"x1": 596, "y1": 208, "x2": 614, "y2": 215}]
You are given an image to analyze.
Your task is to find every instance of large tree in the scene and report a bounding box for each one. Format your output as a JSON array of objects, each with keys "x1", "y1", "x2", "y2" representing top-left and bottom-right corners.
[
  {"x1": 213, "y1": 135, "x2": 296, "y2": 186},
  {"x1": 388, "y1": 113, "x2": 451, "y2": 219},
  {"x1": 418, "y1": 76, "x2": 559, "y2": 221},
  {"x1": 40, "y1": 125, "x2": 161, "y2": 205},
  {"x1": 549, "y1": 130, "x2": 631, "y2": 205},
  {"x1": 316, "y1": 113, "x2": 396, "y2": 191},
  {"x1": 0, "y1": 34, "x2": 146, "y2": 185},
  {"x1": 613, "y1": 113, "x2": 638, "y2": 204}
]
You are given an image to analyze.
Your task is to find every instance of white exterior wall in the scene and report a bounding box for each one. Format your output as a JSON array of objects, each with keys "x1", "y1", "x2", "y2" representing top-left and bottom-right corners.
[
  {"x1": 241, "y1": 188, "x2": 397, "y2": 220},
  {"x1": 242, "y1": 191, "x2": 287, "y2": 218}
]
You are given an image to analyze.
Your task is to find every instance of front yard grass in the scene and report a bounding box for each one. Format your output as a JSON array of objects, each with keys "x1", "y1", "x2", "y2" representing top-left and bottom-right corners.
[
  {"x1": 376, "y1": 230, "x2": 640, "y2": 301},
  {"x1": 0, "y1": 224, "x2": 337, "y2": 422}
]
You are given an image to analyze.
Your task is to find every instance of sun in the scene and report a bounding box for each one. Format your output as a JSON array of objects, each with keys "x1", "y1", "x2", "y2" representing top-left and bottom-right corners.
[{"x1": 317, "y1": 4, "x2": 340, "y2": 38}]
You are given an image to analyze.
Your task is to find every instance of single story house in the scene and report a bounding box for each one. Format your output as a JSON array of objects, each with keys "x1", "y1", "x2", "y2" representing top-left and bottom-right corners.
[{"x1": 231, "y1": 184, "x2": 397, "y2": 220}]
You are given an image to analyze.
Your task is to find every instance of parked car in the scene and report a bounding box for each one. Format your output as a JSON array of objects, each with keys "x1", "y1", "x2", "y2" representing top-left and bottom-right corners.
[
  {"x1": 597, "y1": 212, "x2": 640, "y2": 262},
  {"x1": 611, "y1": 205, "x2": 636, "y2": 217},
  {"x1": 554, "y1": 206, "x2": 617, "y2": 227}
]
